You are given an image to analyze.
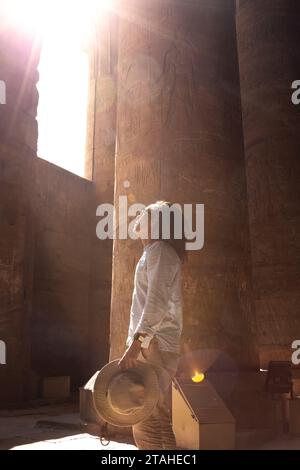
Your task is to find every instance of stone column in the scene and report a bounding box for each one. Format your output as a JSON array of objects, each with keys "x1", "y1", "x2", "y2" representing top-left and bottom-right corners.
[
  {"x1": 236, "y1": 0, "x2": 300, "y2": 367},
  {"x1": 85, "y1": 8, "x2": 119, "y2": 373},
  {"x1": 110, "y1": 0, "x2": 258, "y2": 369},
  {"x1": 0, "y1": 16, "x2": 40, "y2": 403}
]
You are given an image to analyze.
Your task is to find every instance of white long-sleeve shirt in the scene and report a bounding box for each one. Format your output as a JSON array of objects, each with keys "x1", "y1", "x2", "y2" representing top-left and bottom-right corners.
[{"x1": 126, "y1": 240, "x2": 183, "y2": 354}]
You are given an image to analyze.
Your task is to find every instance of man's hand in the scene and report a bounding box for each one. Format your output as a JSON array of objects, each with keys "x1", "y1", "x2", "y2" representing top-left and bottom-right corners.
[{"x1": 118, "y1": 340, "x2": 141, "y2": 370}]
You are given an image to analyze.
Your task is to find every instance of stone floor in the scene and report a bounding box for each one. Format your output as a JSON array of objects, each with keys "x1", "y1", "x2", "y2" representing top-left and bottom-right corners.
[
  {"x1": 0, "y1": 403, "x2": 300, "y2": 450},
  {"x1": 0, "y1": 403, "x2": 136, "y2": 450}
]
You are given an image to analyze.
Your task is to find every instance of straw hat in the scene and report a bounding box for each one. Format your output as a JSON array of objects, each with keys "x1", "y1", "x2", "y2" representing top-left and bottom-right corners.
[{"x1": 93, "y1": 360, "x2": 159, "y2": 426}]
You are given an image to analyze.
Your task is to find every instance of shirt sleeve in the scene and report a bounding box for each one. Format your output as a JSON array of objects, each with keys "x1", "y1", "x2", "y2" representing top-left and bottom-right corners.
[{"x1": 134, "y1": 242, "x2": 179, "y2": 339}]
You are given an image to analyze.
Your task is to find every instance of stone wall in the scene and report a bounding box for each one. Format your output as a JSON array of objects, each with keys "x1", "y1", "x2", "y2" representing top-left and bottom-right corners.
[
  {"x1": 0, "y1": 11, "x2": 115, "y2": 404},
  {"x1": 31, "y1": 158, "x2": 93, "y2": 391},
  {"x1": 0, "y1": 16, "x2": 39, "y2": 403}
]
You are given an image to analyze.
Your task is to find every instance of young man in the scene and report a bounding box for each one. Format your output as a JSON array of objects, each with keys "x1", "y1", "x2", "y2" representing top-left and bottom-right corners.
[{"x1": 118, "y1": 201, "x2": 186, "y2": 450}]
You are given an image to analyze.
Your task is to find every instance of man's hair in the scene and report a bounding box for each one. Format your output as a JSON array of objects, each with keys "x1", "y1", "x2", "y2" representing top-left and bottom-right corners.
[{"x1": 137, "y1": 200, "x2": 187, "y2": 263}]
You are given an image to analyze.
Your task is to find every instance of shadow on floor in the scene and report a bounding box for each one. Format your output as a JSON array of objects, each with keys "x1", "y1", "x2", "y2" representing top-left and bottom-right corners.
[{"x1": 0, "y1": 403, "x2": 136, "y2": 450}]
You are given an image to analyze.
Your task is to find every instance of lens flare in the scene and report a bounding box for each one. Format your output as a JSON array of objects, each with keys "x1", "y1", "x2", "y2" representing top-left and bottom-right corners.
[{"x1": 191, "y1": 371, "x2": 205, "y2": 383}]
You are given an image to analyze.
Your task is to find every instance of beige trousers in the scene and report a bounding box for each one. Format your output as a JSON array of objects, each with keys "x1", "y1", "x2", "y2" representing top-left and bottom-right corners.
[{"x1": 133, "y1": 338, "x2": 180, "y2": 450}]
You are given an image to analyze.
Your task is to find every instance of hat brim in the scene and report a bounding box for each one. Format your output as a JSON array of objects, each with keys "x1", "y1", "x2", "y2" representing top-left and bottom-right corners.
[{"x1": 93, "y1": 360, "x2": 159, "y2": 426}]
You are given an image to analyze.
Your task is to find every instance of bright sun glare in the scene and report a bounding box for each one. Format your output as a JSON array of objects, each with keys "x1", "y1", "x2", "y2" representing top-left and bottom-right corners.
[
  {"x1": 2, "y1": 0, "x2": 114, "y2": 177},
  {"x1": 192, "y1": 371, "x2": 205, "y2": 383}
]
